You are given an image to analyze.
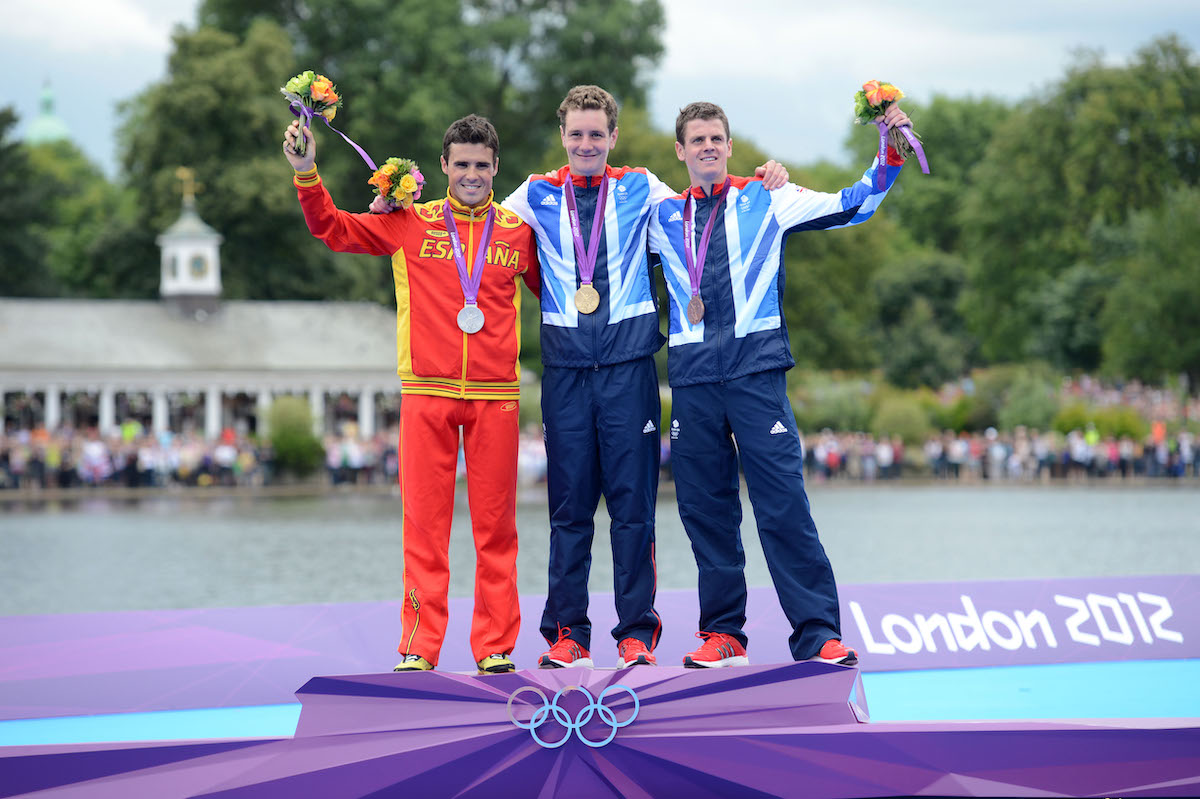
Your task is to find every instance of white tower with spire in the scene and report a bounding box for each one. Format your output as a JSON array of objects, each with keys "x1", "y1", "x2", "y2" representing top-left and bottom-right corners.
[{"x1": 156, "y1": 167, "x2": 223, "y2": 313}]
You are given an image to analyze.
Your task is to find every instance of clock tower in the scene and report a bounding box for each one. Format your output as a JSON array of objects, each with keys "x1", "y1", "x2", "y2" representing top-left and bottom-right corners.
[{"x1": 157, "y1": 167, "x2": 223, "y2": 317}]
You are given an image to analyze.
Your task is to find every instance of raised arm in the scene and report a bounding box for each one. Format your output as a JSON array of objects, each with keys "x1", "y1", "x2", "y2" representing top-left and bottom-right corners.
[
  {"x1": 770, "y1": 104, "x2": 914, "y2": 233},
  {"x1": 283, "y1": 121, "x2": 406, "y2": 255}
]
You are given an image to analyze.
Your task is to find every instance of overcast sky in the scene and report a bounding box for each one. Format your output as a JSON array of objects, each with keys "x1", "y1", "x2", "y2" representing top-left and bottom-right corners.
[{"x1": 4, "y1": 0, "x2": 1198, "y2": 176}]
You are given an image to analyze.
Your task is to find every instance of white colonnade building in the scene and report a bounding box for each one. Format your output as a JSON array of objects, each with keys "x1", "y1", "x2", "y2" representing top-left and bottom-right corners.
[{"x1": 0, "y1": 177, "x2": 399, "y2": 441}]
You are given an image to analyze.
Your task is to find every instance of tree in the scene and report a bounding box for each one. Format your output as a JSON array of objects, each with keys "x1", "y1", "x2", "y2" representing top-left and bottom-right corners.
[
  {"x1": 869, "y1": 249, "x2": 972, "y2": 388},
  {"x1": 959, "y1": 35, "x2": 1200, "y2": 363},
  {"x1": 0, "y1": 108, "x2": 57, "y2": 296},
  {"x1": 1026, "y1": 262, "x2": 1114, "y2": 372},
  {"x1": 1100, "y1": 185, "x2": 1200, "y2": 387},
  {"x1": 25, "y1": 139, "x2": 134, "y2": 297}
]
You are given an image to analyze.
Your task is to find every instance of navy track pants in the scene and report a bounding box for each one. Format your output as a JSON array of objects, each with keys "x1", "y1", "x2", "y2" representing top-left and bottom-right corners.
[
  {"x1": 670, "y1": 369, "x2": 841, "y2": 660},
  {"x1": 539, "y1": 356, "x2": 662, "y2": 651}
]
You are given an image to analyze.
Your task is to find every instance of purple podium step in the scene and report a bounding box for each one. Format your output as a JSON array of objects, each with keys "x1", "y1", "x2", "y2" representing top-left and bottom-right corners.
[
  {"x1": 4, "y1": 662, "x2": 1199, "y2": 797},
  {"x1": 292, "y1": 662, "x2": 869, "y2": 739}
]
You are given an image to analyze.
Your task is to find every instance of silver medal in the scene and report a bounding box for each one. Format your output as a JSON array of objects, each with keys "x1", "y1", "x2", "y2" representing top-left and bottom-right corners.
[{"x1": 457, "y1": 304, "x2": 485, "y2": 334}]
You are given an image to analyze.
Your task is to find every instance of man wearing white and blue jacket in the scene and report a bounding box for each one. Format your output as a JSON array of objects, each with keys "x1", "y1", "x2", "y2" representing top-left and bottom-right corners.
[
  {"x1": 504, "y1": 86, "x2": 788, "y2": 670},
  {"x1": 648, "y1": 100, "x2": 913, "y2": 669}
]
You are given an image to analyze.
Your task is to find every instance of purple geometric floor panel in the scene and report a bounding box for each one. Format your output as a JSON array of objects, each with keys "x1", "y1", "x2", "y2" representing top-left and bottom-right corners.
[{"x1": 2, "y1": 665, "x2": 1199, "y2": 798}]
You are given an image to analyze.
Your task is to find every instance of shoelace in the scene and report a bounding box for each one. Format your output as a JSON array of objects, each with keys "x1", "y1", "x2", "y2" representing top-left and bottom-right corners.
[
  {"x1": 548, "y1": 625, "x2": 580, "y2": 658},
  {"x1": 695, "y1": 632, "x2": 732, "y2": 655}
]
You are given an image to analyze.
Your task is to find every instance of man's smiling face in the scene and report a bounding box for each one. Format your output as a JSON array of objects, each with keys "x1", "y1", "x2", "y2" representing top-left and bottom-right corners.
[
  {"x1": 676, "y1": 118, "x2": 733, "y2": 188},
  {"x1": 441, "y1": 142, "x2": 497, "y2": 207},
  {"x1": 561, "y1": 108, "x2": 618, "y2": 177}
]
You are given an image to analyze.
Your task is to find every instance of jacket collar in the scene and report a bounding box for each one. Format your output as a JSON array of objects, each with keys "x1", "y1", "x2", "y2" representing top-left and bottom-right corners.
[
  {"x1": 445, "y1": 190, "x2": 495, "y2": 218},
  {"x1": 686, "y1": 179, "x2": 733, "y2": 200},
  {"x1": 558, "y1": 164, "x2": 612, "y2": 188}
]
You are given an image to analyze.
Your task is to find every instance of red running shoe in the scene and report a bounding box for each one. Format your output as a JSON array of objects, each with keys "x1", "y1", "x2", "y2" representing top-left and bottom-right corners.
[
  {"x1": 538, "y1": 627, "x2": 593, "y2": 669},
  {"x1": 682, "y1": 632, "x2": 748, "y2": 668},
  {"x1": 616, "y1": 638, "x2": 657, "y2": 668},
  {"x1": 808, "y1": 639, "x2": 858, "y2": 666}
]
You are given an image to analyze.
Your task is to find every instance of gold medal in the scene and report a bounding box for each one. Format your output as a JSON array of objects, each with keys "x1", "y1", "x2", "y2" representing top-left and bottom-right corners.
[
  {"x1": 575, "y1": 284, "x2": 600, "y2": 314},
  {"x1": 686, "y1": 296, "x2": 705, "y2": 325}
]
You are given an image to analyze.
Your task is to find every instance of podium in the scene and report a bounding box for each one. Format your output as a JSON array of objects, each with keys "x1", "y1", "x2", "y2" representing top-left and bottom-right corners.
[{"x1": 2, "y1": 662, "x2": 1198, "y2": 797}]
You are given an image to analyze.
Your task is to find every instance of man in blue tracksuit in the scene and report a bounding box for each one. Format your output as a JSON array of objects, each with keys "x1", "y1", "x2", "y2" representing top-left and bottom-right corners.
[
  {"x1": 504, "y1": 86, "x2": 788, "y2": 669},
  {"x1": 648, "y1": 100, "x2": 913, "y2": 668}
]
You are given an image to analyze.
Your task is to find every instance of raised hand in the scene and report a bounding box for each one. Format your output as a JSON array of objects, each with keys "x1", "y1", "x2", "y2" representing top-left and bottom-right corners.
[
  {"x1": 283, "y1": 120, "x2": 316, "y2": 172},
  {"x1": 881, "y1": 104, "x2": 912, "y2": 132}
]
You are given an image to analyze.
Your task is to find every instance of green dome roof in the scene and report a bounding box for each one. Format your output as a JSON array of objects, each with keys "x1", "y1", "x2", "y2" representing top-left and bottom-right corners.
[{"x1": 26, "y1": 84, "x2": 71, "y2": 144}]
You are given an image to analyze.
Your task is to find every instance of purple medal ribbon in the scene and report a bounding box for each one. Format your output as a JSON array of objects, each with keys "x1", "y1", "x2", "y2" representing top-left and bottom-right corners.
[
  {"x1": 443, "y1": 199, "x2": 496, "y2": 307},
  {"x1": 290, "y1": 101, "x2": 378, "y2": 171},
  {"x1": 683, "y1": 177, "x2": 732, "y2": 304},
  {"x1": 563, "y1": 173, "x2": 609, "y2": 286},
  {"x1": 873, "y1": 119, "x2": 929, "y2": 189}
]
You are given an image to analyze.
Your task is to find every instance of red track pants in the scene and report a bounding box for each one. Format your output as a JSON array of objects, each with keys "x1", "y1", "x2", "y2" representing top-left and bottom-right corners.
[{"x1": 396, "y1": 394, "x2": 521, "y2": 665}]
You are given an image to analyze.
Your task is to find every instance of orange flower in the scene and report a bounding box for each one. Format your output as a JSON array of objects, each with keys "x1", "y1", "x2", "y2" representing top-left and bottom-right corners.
[
  {"x1": 310, "y1": 76, "x2": 336, "y2": 102},
  {"x1": 368, "y1": 171, "x2": 391, "y2": 191},
  {"x1": 879, "y1": 84, "x2": 903, "y2": 103},
  {"x1": 863, "y1": 80, "x2": 883, "y2": 106},
  {"x1": 321, "y1": 106, "x2": 337, "y2": 121}
]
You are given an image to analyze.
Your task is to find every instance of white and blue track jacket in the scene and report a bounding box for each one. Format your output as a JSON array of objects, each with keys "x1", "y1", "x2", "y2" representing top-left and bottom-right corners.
[
  {"x1": 648, "y1": 151, "x2": 904, "y2": 387},
  {"x1": 504, "y1": 165, "x2": 674, "y2": 369}
]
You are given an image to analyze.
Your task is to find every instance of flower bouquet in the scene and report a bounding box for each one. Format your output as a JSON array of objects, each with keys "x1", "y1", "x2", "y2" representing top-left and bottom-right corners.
[
  {"x1": 854, "y1": 80, "x2": 929, "y2": 187},
  {"x1": 280, "y1": 71, "x2": 341, "y2": 156},
  {"x1": 368, "y1": 158, "x2": 426, "y2": 209}
]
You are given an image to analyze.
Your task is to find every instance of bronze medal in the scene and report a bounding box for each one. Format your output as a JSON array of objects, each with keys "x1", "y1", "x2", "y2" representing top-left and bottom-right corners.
[
  {"x1": 575, "y1": 284, "x2": 600, "y2": 314},
  {"x1": 686, "y1": 295, "x2": 705, "y2": 325}
]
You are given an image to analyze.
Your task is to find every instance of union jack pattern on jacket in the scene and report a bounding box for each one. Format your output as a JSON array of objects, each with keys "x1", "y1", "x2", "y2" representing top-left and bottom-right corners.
[
  {"x1": 504, "y1": 165, "x2": 674, "y2": 367},
  {"x1": 648, "y1": 150, "x2": 905, "y2": 387}
]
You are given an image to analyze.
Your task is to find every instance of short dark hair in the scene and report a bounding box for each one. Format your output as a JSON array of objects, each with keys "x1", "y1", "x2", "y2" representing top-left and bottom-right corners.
[
  {"x1": 558, "y1": 85, "x2": 620, "y2": 133},
  {"x1": 442, "y1": 114, "x2": 499, "y2": 162},
  {"x1": 675, "y1": 102, "x2": 730, "y2": 144}
]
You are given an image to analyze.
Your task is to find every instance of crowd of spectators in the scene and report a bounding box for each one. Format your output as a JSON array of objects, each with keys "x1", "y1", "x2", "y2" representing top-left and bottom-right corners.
[
  {"x1": 800, "y1": 426, "x2": 1198, "y2": 483},
  {"x1": 0, "y1": 422, "x2": 554, "y2": 492},
  {"x1": 3, "y1": 377, "x2": 1198, "y2": 492}
]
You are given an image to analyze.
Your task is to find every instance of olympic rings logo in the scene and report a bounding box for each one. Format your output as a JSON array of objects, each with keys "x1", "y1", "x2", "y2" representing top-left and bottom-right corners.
[{"x1": 506, "y1": 684, "x2": 639, "y2": 748}]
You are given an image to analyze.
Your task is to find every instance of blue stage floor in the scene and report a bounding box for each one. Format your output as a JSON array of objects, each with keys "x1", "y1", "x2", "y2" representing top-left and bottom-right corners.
[{"x1": 2, "y1": 659, "x2": 1197, "y2": 748}]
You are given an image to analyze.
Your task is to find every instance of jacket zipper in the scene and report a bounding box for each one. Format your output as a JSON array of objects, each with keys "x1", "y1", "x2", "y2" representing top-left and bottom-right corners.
[
  {"x1": 460, "y1": 207, "x2": 475, "y2": 397},
  {"x1": 587, "y1": 175, "x2": 601, "y2": 370},
  {"x1": 703, "y1": 190, "x2": 726, "y2": 382}
]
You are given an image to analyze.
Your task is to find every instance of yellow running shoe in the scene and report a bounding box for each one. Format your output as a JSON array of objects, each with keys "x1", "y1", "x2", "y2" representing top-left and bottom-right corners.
[
  {"x1": 393, "y1": 654, "x2": 434, "y2": 672},
  {"x1": 477, "y1": 653, "x2": 516, "y2": 675}
]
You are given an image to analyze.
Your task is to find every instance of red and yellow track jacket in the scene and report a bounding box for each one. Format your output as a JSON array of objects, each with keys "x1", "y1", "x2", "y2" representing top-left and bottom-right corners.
[{"x1": 295, "y1": 168, "x2": 540, "y2": 400}]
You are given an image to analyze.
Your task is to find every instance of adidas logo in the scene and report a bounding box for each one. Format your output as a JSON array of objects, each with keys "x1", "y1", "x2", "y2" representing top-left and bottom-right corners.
[
  {"x1": 668, "y1": 210, "x2": 682, "y2": 222},
  {"x1": 642, "y1": 420, "x2": 656, "y2": 434},
  {"x1": 540, "y1": 194, "x2": 559, "y2": 206},
  {"x1": 769, "y1": 421, "x2": 788, "y2": 435}
]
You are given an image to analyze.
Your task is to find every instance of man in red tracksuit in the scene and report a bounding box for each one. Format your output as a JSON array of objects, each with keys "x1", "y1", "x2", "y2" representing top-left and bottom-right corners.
[{"x1": 283, "y1": 114, "x2": 539, "y2": 674}]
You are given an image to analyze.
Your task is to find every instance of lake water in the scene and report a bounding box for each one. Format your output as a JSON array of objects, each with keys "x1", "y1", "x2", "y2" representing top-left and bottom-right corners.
[{"x1": 2, "y1": 483, "x2": 1198, "y2": 616}]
